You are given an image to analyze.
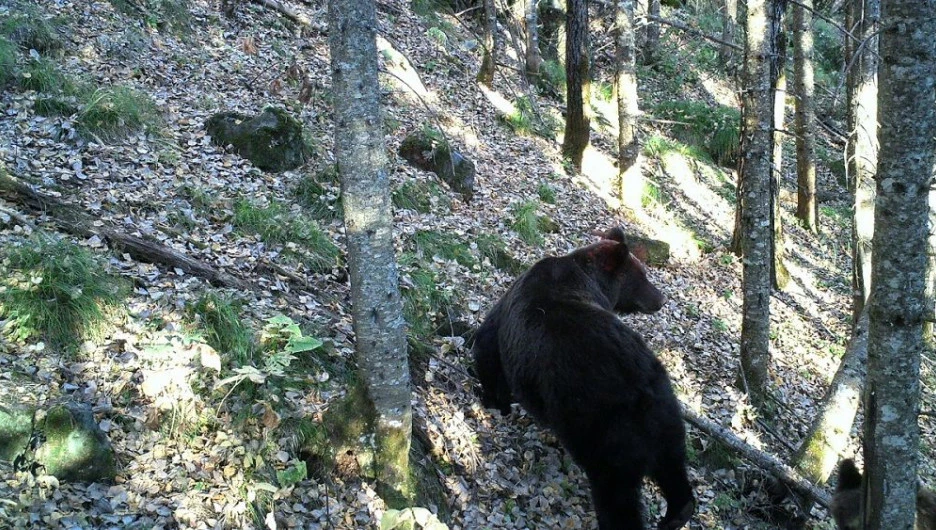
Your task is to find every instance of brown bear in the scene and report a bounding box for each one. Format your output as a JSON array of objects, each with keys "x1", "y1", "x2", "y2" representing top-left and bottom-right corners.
[
  {"x1": 832, "y1": 458, "x2": 936, "y2": 530},
  {"x1": 473, "y1": 227, "x2": 694, "y2": 529}
]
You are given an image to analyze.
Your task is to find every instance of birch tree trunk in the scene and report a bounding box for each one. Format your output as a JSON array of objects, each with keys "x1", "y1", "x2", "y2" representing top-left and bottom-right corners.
[
  {"x1": 862, "y1": 3, "x2": 936, "y2": 526},
  {"x1": 328, "y1": 0, "x2": 413, "y2": 502},
  {"x1": 846, "y1": 0, "x2": 879, "y2": 322},
  {"x1": 793, "y1": 0, "x2": 817, "y2": 232},
  {"x1": 737, "y1": 0, "x2": 775, "y2": 403},
  {"x1": 562, "y1": 0, "x2": 590, "y2": 170},
  {"x1": 615, "y1": 0, "x2": 641, "y2": 210}
]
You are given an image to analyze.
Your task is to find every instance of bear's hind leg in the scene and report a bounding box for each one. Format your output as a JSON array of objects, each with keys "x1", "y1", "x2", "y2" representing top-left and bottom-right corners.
[
  {"x1": 587, "y1": 468, "x2": 645, "y2": 530},
  {"x1": 650, "y1": 444, "x2": 694, "y2": 530}
]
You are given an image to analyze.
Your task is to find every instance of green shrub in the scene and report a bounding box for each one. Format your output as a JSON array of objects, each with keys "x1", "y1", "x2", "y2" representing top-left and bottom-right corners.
[
  {"x1": 537, "y1": 59, "x2": 566, "y2": 95},
  {"x1": 510, "y1": 200, "x2": 544, "y2": 246},
  {"x1": 0, "y1": 234, "x2": 126, "y2": 351},
  {"x1": 504, "y1": 96, "x2": 560, "y2": 139},
  {"x1": 651, "y1": 101, "x2": 740, "y2": 165},
  {"x1": 233, "y1": 199, "x2": 340, "y2": 273},
  {"x1": 537, "y1": 182, "x2": 557, "y2": 204},
  {"x1": 188, "y1": 292, "x2": 255, "y2": 366},
  {"x1": 76, "y1": 85, "x2": 163, "y2": 142},
  {"x1": 0, "y1": 38, "x2": 15, "y2": 87}
]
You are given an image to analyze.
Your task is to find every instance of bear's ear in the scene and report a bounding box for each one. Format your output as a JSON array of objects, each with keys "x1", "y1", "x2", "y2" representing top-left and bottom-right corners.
[
  {"x1": 837, "y1": 459, "x2": 863, "y2": 491},
  {"x1": 594, "y1": 226, "x2": 627, "y2": 243}
]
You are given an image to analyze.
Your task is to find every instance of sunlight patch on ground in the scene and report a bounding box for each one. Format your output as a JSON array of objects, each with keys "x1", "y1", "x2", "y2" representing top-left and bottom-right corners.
[
  {"x1": 378, "y1": 36, "x2": 435, "y2": 105},
  {"x1": 477, "y1": 84, "x2": 517, "y2": 119}
]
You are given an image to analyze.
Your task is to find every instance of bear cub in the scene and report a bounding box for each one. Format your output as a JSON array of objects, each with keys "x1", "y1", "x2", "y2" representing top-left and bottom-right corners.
[
  {"x1": 473, "y1": 227, "x2": 695, "y2": 530},
  {"x1": 833, "y1": 458, "x2": 936, "y2": 530}
]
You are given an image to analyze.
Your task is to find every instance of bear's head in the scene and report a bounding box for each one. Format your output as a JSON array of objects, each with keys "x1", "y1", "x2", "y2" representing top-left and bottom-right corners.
[
  {"x1": 832, "y1": 458, "x2": 862, "y2": 530},
  {"x1": 572, "y1": 227, "x2": 666, "y2": 314}
]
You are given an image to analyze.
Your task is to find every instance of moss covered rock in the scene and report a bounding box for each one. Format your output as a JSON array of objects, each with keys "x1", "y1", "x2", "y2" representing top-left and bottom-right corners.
[
  {"x1": 0, "y1": 404, "x2": 33, "y2": 462},
  {"x1": 399, "y1": 130, "x2": 475, "y2": 202},
  {"x1": 34, "y1": 402, "x2": 117, "y2": 482},
  {"x1": 205, "y1": 107, "x2": 311, "y2": 172}
]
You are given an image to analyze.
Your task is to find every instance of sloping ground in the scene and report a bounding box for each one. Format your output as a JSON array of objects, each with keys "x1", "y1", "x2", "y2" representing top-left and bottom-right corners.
[{"x1": 0, "y1": 1, "x2": 931, "y2": 529}]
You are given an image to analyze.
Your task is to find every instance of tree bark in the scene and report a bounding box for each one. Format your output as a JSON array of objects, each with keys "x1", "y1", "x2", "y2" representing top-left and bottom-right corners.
[
  {"x1": 477, "y1": 0, "x2": 497, "y2": 87},
  {"x1": 793, "y1": 0, "x2": 817, "y2": 232},
  {"x1": 863, "y1": 2, "x2": 936, "y2": 527},
  {"x1": 615, "y1": 0, "x2": 641, "y2": 210},
  {"x1": 636, "y1": 0, "x2": 659, "y2": 64},
  {"x1": 524, "y1": 0, "x2": 544, "y2": 76},
  {"x1": 846, "y1": 0, "x2": 879, "y2": 323},
  {"x1": 562, "y1": 0, "x2": 590, "y2": 170},
  {"x1": 771, "y1": 9, "x2": 789, "y2": 291},
  {"x1": 720, "y1": 0, "x2": 739, "y2": 67},
  {"x1": 793, "y1": 310, "x2": 868, "y2": 486},
  {"x1": 737, "y1": 0, "x2": 776, "y2": 404},
  {"x1": 328, "y1": 0, "x2": 413, "y2": 503}
]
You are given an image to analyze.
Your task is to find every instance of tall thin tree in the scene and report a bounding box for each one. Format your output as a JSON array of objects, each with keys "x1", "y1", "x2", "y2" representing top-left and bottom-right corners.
[
  {"x1": 562, "y1": 0, "x2": 590, "y2": 170},
  {"x1": 328, "y1": 0, "x2": 413, "y2": 501},
  {"x1": 793, "y1": 0, "x2": 817, "y2": 231},
  {"x1": 615, "y1": 0, "x2": 640, "y2": 209},
  {"x1": 846, "y1": 0, "x2": 879, "y2": 322},
  {"x1": 862, "y1": 2, "x2": 936, "y2": 526},
  {"x1": 478, "y1": 0, "x2": 498, "y2": 86},
  {"x1": 770, "y1": 8, "x2": 789, "y2": 290},
  {"x1": 736, "y1": 0, "x2": 776, "y2": 402}
]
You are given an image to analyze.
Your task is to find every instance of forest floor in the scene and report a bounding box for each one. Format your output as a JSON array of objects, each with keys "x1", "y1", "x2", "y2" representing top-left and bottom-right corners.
[{"x1": 0, "y1": 0, "x2": 933, "y2": 529}]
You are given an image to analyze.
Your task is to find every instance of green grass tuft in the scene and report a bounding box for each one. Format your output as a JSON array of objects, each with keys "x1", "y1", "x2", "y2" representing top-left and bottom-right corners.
[
  {"x1": 293, "y1": 167, "x2": 342, "y2": 222},
  {"x1": 537, "y1": 182, "x2": 557, "y2": 204},
  {"x1": 17, "y1": 58, "x2": 73, "y2": 94},
  {"x1": 414, "y1": 230, "x2": 474, "y2": 268},
  {"x1": 109, "y1": 0, "x2": 191, "y2": 33},
  {"x1": 392, "y1": 180, "x2": 449, "y2": 214},
  {"x1": 475, "y1": 233, "x2": 526, "y2": 274},
  {"x1": 651, "y1": 101, "x2": 740, "y2": 165},
  {"x1": 503, "y1": 96, "x2": 560, "y2": 139},
  {"x1": 510, "y1": 200, "x2": 544, "y2": 246},
  {"x1": 233, "y1": 198, "x2": 340, "y2": 273},
  {"x1": 0, "y1": 10, "x2": 63, "y2": 54},
  {"x1": 188, "y1": 292, "x2": 255, "y2": 366},
  {"x1": 0, "y1": 234, "x2": 126, "y2": 351},
  {"x1": 0, "y1": 38, "x2": 16, "y2": 87},
  {"x1": 76, "y1": 85, "x2": 163, "y2": 142}
]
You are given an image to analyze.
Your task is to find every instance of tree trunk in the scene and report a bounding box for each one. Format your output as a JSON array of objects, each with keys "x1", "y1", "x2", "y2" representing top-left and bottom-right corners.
[
  {"x1": 477, "y1": 0, "x2": 497, "y2": 86},
  {"x1": 615, "y1": 0, "x2": 641, "y2": 210},
  {"x1": 720, "y1": 0, "x2": 738, "y2": 67},
  {"x1": 846, "y1": 0, "x2": 879, "y2": 323},
  {"x1": 793, "y1": 0, "x2": 817, "y2": 232},
  {"x1": 636, "y1": 0, "x2": 659, "y2": 64},
  {"x1": 328, "y1": 0, "x2": 413, "y2": 503},
  {"x1": 793, "y1": 310, "x2": 868, "y2": 486},
  {"x1": 524, "y1": 0, "x2": 544, "y2": 76},
  {"x1": 862, "y1": 2, "x2": 936, "y2": 526},
  {"x1": 771, "y1": 11, "x2": 789, "y2": 291},
  {"x1": 562, "y1": 0, "x2": 590, "y2": 170},
  {"x1": 737, "y1": 0, "x2": 775, "y2": 403}
]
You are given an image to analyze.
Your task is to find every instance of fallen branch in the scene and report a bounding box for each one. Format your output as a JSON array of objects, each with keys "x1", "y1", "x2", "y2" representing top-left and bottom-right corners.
[
  {"x1": 645, "y1": 14, "x2": 743, "y2": 51},
  {"x1": 0, "y1": 172, "x2": 250, "y2": 291},
  {"x1": 682, "y1": 404, "x2": 832, "y2": 509},
  {"x1": 250, "y1": 0, "x2": 311, "y2": 26}
]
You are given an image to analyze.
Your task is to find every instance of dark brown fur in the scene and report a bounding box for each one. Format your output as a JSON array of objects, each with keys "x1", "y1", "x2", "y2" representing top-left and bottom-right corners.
[{"x1": 833, "y1": 458, "x2": 936, "y2": 530}]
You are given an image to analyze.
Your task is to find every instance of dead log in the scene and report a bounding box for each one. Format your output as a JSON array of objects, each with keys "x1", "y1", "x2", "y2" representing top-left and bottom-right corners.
[
  {"x1": 682, "y1": 403, "x2": 833, "y2": 509},
  {"x1": 0, "y1": 172, "x2": 250, "y2": 291},
  {"x1": 250, "y1": 0, "x2": 311, "y2": 26}
]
